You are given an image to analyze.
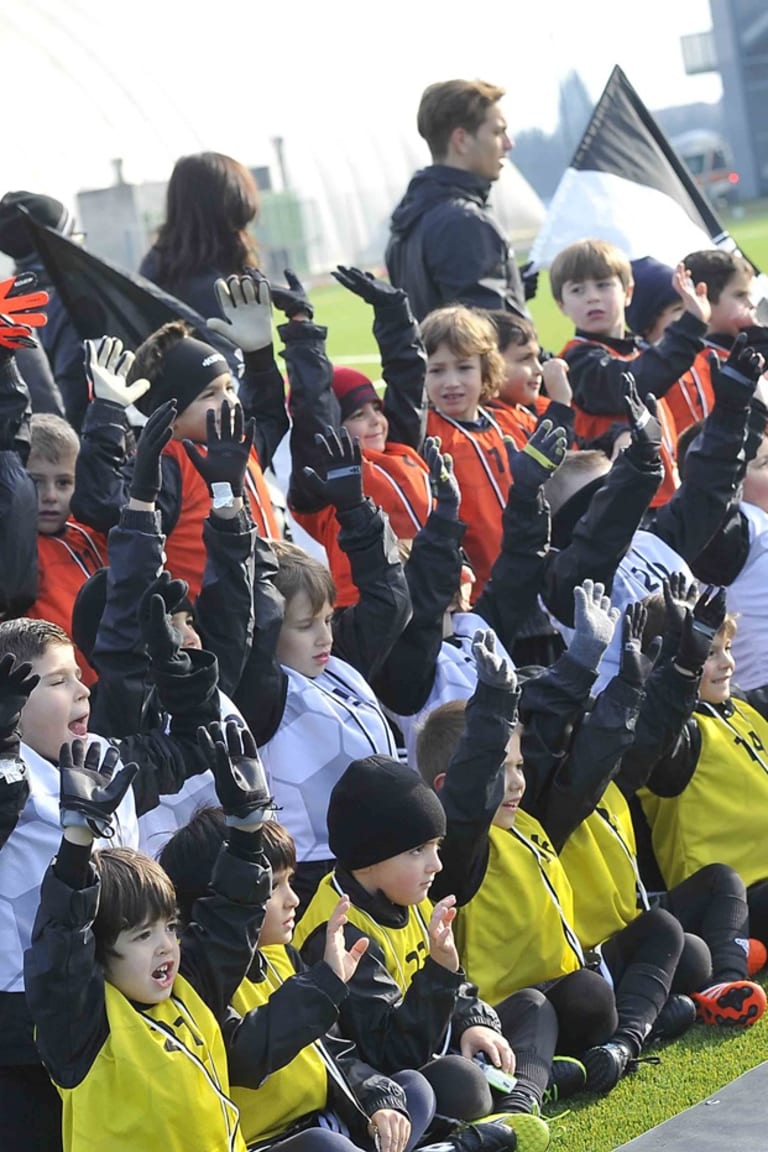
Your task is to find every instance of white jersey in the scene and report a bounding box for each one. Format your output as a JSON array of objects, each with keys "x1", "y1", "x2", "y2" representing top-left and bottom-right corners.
[
  {"x1": 727, "y1": 502, "x2": 768, "y2": 690},
  {"x1": 260, "y1": 657, "x2": 397, "y2": 863},
  {"x1": 551, "y1": 530, "x2": 693, "y2": 693},
  {"x1": 387, "y1": 612, "x2": 515, "y2": 770},
  {"x1": 138, "y1": 691, "x2": 244, "y2": 859},
  {"x1": 0, "y1": 737, "x2": 139, "y2": 993}
]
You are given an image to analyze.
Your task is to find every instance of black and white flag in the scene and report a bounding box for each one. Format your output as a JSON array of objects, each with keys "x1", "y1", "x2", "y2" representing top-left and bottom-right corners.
[{"x1": 529, "y1": 65, "x2": 739, "y2": 270}]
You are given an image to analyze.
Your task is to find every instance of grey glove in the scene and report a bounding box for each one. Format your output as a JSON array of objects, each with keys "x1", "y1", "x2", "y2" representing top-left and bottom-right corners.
[
  {"x1": 568, "y1": 580, "x2": 620, "y2": 672},
  {"x1": 471, "y1": 628, "x2": 518, "y2": 691}
]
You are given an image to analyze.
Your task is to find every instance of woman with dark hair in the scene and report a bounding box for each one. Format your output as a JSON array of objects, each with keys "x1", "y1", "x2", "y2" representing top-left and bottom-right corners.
[{"x1": 140, "y1": 151, "x2": 261, "y2": 320}]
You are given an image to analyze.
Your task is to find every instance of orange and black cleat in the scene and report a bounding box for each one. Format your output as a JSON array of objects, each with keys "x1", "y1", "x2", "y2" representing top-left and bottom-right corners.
[{"x1": 692, "y1": 980, "x2": 767, "y2": 1027}]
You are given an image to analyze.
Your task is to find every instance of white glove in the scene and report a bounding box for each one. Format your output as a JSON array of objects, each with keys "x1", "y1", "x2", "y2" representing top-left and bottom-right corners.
[
  {"x1": 207, "y1": 273, "x2": 273, "y2": 352},
  {"x1": 85, "y1": 337, "x2": 150, "y2": 408}
]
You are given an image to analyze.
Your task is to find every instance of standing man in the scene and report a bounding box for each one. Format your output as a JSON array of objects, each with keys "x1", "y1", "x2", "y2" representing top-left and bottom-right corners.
[{"x1": 386, "y1": 79, "x2": 533, "y2": 320}]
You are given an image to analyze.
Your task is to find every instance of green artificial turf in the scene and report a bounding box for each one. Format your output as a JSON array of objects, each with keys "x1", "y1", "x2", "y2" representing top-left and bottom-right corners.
[
  {"x1": 290, "y1": 204, "x2": 768, "y2": 375},
  {"x1": 544, "y1": 974, "x2": 768, "y2": 1150}
]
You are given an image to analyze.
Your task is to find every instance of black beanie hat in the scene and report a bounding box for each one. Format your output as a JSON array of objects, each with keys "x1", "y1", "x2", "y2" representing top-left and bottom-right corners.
[
  {"x1": 0, "y1": 191, "x2": 71, "y2": 260},
  {"x1": 626, "y1": 257, "x2": 679, "y2": 338},
  {"x1": 328, "y1": 755, "x2": 446, "y2": 870}
]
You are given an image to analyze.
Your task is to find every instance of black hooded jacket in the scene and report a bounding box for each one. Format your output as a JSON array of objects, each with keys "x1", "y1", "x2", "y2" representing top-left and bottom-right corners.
[{"x1": 385, "y1": 165, "x2": 526, "y2": 320}]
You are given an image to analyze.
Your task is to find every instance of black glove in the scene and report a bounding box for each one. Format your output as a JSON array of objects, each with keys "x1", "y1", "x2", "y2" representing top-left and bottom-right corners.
[
  {"x1": 619, "y1": 602, "x2": 655, "y2": 688},
  {"x1": 507, "y1": 419, "x2": 567, "y2": 498},
  {"x1": 692, "y1": 584, "x2": 727, "y2": 641},
  {"x1": 182, "y1": 399, "x2": 254, "y2": 498},
  {"x1": 269, "y1": 268, "x2": 314, "y2": 321},
  {"x1": 130, "y1": 399, "x2": 176, "y2": 503},
  {"x1": 302, "y1": 426, "x2": 364, "y2": 512},
  {"x1": 0, "y1": 653, "x2": 39, "y2": 753},
  {"x1": 137, "y1": 572, "x2": 191, "y2": 673},
  {"x1": 711, "y1": 332, "x2": 764, "y2": 408},
  {"x1": 197, "y1": 720, "x2": 274, "y2": 826},
  {"x1": 59, "y1": 739, "x2": 138, "y2": 838},
  {"x1": 659, "y1": 572, "x2": 699, "y2": 662},
  {"x1": 623, "y1": 374, "x2": 662, "y2": 466},
  {"x1": 675, "y1": 607, "x2": 714, "y2": 676},
  {"x1": 519, "y1": 260, "x2": 539, "y2": 303},
  {"x1": 331, "y1": 265, "x2": 407, "y2": 310},
  {"x1": 423, "y1": 435, "x2": 460, "y2": 520}
]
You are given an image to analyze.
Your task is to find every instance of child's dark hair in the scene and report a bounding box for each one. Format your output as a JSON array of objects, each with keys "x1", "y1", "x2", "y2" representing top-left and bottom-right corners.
[
  {"x1": 417, "y1": 80, "x2": 505, "y2": 161},
  {"x1": 420, "y1": 305, "x2": 505, "y2": 402},
  {"x1": 127, "y1": 319, "x2": 193, "y2": 390},
  {"x1": 416, "y1": 699, "x2": 468, "y2": 787},
  {"x1": 271, "y1": 540, "x2": 337, "y2": 614},
  {"x1": 549, "y1": 239, "x2": 632, "y2": 304},
  {"x1": 682, "y1": 250, "x2": 754, "y2": 304},
  {"x1": 486, "y1": 310, "x2": 537, "y2": 354},
  {"x1": 29, "y1": 414, "x2": 80, "y2": 464},
  {"x1": 0, "y1": 618, "x2": 71, "y2": 666},
  {"x1": 160, "y1": 805, "x2": 296, "y2": 924},
  {"x1": 93, "y1": 846, "x2": 178, "y2": 965}
]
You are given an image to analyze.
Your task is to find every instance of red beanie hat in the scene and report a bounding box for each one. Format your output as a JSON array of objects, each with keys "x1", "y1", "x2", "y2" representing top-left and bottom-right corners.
[{"x1": 332, "y1": 366, "x2": 379, "y2": 421}]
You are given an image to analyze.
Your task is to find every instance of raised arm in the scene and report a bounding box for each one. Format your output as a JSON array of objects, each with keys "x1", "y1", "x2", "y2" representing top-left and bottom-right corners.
[
  {"x1": 373, "y1": 436, "x2": 465, "y2": 715},
  {"x1": 206, "y1": 272, "x2": 288, "y2": 469},
  {"x1": 332, "y1": 265, "x2": 427, "y2": 449},
  {"x1": 302, "y1": 427, "x2": 411, "y2": 680},
  {"x1": 651, "y1": 334, "x2": 764, "y2": 563},
  {"x1": 431, "y1": 630, "x2": 520, "y2": 906}
]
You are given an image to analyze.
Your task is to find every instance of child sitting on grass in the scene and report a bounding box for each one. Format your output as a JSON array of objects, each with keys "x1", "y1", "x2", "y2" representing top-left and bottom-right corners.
[
  {"x1": 161, "y1": 809, "x2": 437, "y2": 1152},
  {"x1": 23, "y1": 723, "x2": 273, "y2": 1152}
]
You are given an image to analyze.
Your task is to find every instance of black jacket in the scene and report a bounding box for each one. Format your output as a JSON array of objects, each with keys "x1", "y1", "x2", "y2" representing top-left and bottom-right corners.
[
  {"x1": 519, "y1": 653, "x2": 645, "y2": 853},
  {"x1": 225, "y1": 945, "x2": 410, "y2": 1141},
  {"x1": 429, "y1": 676, "x2": 520, "y2": 908},
  {"x1": 563, "y1": 313, "x2": 707, "y2": 415},
  {"x1": 85, "y1": 503, "x2": 256, "y2": 737},
  {"x1": 385, "y1": 166, "x2": 526, "y2": 321},
  {"x1": 23, "y1": 831, "x2": 271, "y2": 1089},
  {"x1": 299, "y1": 867, "x2": 501, "y2": 1074}
]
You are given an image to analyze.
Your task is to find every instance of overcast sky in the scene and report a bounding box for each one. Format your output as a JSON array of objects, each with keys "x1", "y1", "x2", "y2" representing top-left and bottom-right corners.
[{"x1": 10, "y1": 0, "x2": 719, "y2": 209}]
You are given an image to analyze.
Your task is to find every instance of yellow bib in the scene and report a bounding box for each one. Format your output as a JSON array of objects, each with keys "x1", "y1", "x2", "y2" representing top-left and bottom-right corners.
[
  {"x1": 455, "y1": 814, "x2": 583, "y2": 1005},
  {"x1": 294, "y1": 872, "x2": 432, "y2": 993},
  {"x1": 560, "y1": 782, "x2": 647, "y2": 949},
  {"x1": 58, "y1": 974, "x2": 244, "y2": 1152},
  {"x1": 231, "y1": 946, "x2": 330, "y2": 1144},
  {"x1": 640, "y1": 700, "x2": 768, "y2": 888}
]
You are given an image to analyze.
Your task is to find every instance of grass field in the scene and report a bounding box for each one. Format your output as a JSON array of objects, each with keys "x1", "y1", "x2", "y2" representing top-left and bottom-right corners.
[
  {"x1": 543, "y1": 977, "x2": 768, "y2": 1150},
  {"x1": 299, "y1": 203, "x2": 768, "y2": 1150},
  {"x1": 300, "y1": 202, "x2": 768, "y2": 378}
]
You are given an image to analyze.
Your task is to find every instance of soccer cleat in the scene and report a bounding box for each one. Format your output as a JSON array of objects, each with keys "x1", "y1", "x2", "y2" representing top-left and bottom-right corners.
[
  {"x1": 691, "y1": 980, "x2": 767, "y2": 1027},
  {"x1": 748, "y1": 938, "x2": 768, "y2": 977},
  {"x1": 542, "y1": 1055, "x2": 587, "y2": 1103},
  {"x1": 418, "y1": 1120, "x2": 518, "y2": 1152},
  {"x1": 582, "y1": 1039, "x2": 636, "y2": 1094},
  {"x1": 647, "y1": 993, "x2": 697, "y2": 1044},
  {"x1": 481, "y1": 1112, "x2": 550, "y2": 1152}
]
